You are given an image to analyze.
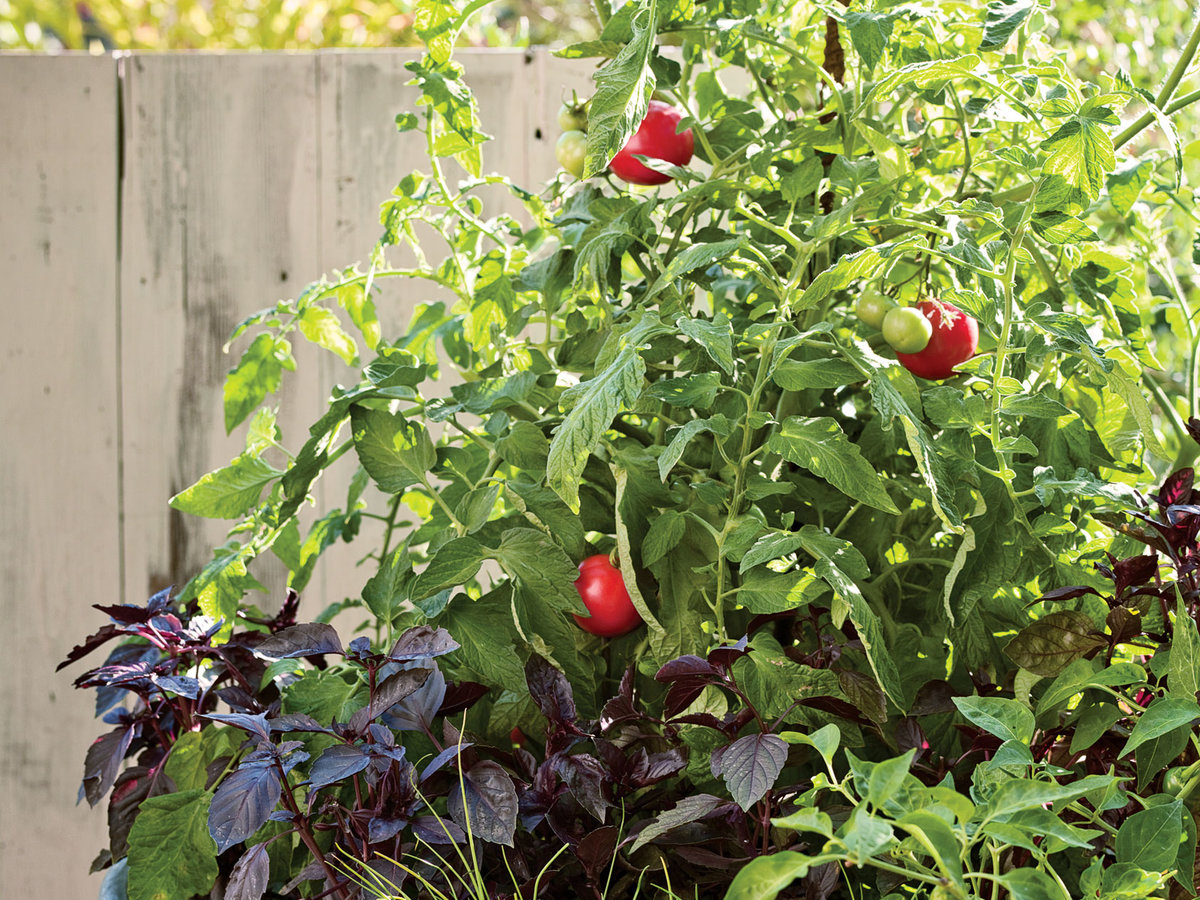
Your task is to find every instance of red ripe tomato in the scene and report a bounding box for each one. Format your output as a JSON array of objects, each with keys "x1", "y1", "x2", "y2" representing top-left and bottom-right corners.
[
  {"x1": 609, "y1": 100, "x2": 694, "y2": 186},
  {"x1": 572, "y1": 554, "x2": 643, "y2": 637},
  {"x1": 895, "y1": 299, "x2": 979, "y2": 380}
]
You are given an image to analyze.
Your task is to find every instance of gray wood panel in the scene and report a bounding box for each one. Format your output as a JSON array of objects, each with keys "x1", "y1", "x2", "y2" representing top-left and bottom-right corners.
[
  {"x1": 119, "y1": 53, "x2": 323, "y2": 611},
  {"x1": 0, "y1": 53, "x2": 120, "y2": 897}
]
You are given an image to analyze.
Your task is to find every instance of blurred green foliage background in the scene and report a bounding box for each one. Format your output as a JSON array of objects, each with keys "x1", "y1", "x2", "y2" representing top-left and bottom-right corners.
[{"x1": 0, "y1": 0, "x2": 598, "y2": 49}]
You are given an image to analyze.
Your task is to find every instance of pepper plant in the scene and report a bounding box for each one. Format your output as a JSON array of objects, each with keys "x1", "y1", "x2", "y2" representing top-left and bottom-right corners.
[{"x1": 64, "y1": 0, "x2": 1200, "y2": 897}]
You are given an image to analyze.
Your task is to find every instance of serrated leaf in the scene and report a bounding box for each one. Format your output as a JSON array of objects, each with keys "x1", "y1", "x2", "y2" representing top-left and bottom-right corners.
[
  {"x1": 629, "y1": 795, "x2": 725, "y2": 853},
  {"x1": 646, "y1": 240, "x2": 745, "y2": 304},
  {"x1": 675, "y1": 313, "x2": 735, "y2": 375},
  {"x1": 712, "y1": 733, "x2": 788, "y2": 811},
  {"x1": 767, "y1": 417, "x2": 898, "y2": 514},
  {"x1": 256, "y1": 623, "x2": 345, "y2": 660},
  {"x1": 447, "y1": 760, "x2": 518, "y2": 846},
  {"x1": 979, "y1": 0, "x2": 1034, "y2": 51},
  {"x1": 845, "y1": 10, "x2": 893, "y2": 71},
  {"x1": 1041, "y1": 116, "x2": 1115, "y2": 203},
  {"x1": 223, "y1": 333, "x2": 291, "y2": 433},
  {"x1": 583, "y1": 1, "x2": 656, "y2": 178},
  {"x1": 169, "y1": 453, "x2": 281, "y2": 519},
  {"x1": 772, "y1": 358, "x2": 862, "y2": 390},
  {"x1": 298, "y1": 306, "x2": 357, "y2": 365},
  {"x1": 496, "y1": 528, "x2": 586, "y2": 616},
  {"x1": 127, "y1": 791, "x2": 218, "y2": 900},
  {"x1": 225, "y1": 842, "x2": 270, "y2": 900},
  {"x1": 659, "y1": 414, "x2": 731, "y2": 480},
  {"x1": 350, "y1": 405, "x2": 436, "y2": 493},
  {"x1": 209, "y1": 762, "x2": 282, "y2": 853},
  {"x1": 547, "y1": 343, "x2": 646, "y2": 512}
]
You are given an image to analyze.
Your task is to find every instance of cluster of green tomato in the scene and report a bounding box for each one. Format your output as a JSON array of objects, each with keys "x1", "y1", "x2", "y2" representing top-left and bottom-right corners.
[
  {"x1": 555, "y1": 95, "x2": 695, "y2": 186},
  {"x1": 856, "y1": 289, "x2": 979, "y2": 381}
]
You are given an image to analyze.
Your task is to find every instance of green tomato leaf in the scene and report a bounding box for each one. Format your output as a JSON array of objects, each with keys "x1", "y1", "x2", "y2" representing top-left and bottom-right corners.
[
  {"x1": 223, "y1": 333, "x2": 293, "y2": 433},
  {"x1": 169, "y1": 453, "x2": 282, "y2": 520},
  {"x1": 767, "y1": 416, "x2": 898, "y2": 514},
  {"x1": 350, "y1": 405, "x2": 436, "y2": 494},
  {"x1": 979, "y1": 0, "x2": 1035, "y2": 51},
  {"x1": 547, "y1": 343, "x2": 646, "y2": 512},
  {"x1": 126, "y1": 791, "x2": 218, "y2": 900},
  {"x1": 583, "y1": 0, "x2": 657, "y2": 178}
]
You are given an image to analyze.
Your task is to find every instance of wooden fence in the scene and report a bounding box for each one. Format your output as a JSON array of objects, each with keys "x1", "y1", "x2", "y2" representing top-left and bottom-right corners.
[{"x1": 0, "y1": 48, "x2": 593, "y2": 897}]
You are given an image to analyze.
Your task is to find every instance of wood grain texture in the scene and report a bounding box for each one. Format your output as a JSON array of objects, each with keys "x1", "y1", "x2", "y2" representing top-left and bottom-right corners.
[
  {"x1": 6, "y1": 48, "x2": 603, "y2": 897},
  {"x1": 0, "y1": 54, "x2": 119, "y2": 897},
  {"x1": 119, "y1": 53, "x2": 323, "y2": 612}
]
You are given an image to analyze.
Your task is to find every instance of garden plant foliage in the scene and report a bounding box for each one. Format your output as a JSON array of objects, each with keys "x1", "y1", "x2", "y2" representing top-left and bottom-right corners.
[{"x1": 61, "y1": 0, "x2": 1200, "y2": 898}]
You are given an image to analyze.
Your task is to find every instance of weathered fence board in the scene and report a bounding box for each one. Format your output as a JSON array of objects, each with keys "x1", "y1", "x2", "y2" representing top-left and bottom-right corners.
[
  {"x1": 0, "y1": 54, "x2": 120, "y2": 897},
  {"x1": 4, "y1": 47, "x2": 596, "y2": 897}
]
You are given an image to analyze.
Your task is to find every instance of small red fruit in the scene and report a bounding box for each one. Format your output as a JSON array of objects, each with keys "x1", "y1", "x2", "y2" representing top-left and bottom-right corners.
[
  {"x1": 609, "y1": 100, "x2": 694, "y2": 186},
  {"x1": 572, "y1": 554, "x2": 643, "y2": 637},
  {"x1": 895, "y1": 299, "x2": 979, "y2": 380}
]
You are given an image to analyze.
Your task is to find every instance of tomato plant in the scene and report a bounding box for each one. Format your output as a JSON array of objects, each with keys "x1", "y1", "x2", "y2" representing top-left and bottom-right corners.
[
  {"x1": 117, "y1": 0, "x2": 1200, "y2": 897},
  {"x1": 894, "y1": 299, "x2": 979, "y2": 380},
  {"x1": 608, "y1": 99, "x2": 693, "y2": 185},
  {"x1": 882, "y1": 305, "x2": 933, "y2": 353},
  {"x1": 556, "y1": 129, "x2": 587, "y2": 178},
  {"x1": 572, "y1": 554, "x2": 642, "y2": 637}
]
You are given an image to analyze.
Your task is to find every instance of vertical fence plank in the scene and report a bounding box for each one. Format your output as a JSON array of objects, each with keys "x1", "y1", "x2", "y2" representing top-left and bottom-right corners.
[
  {"x1": 119, "y1": 54, "x2": 323, "y2": 611},
  {"x1": 0, "y1": 54, "x2": 119, "y2": 897}
]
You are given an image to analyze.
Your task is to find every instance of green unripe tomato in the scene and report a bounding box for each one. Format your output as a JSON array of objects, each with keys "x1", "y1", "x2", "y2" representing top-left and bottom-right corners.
[
  {"x1": 882, "y1": 306, "x2": 933, "y2": 354},
  {"x1": 556, "y1": 130, "x2": 587, "y2": 178},
  {"x1": 855, "y1": 288, "x2": 895, "y2": 330},
  {"x1": 558, "y1": 101, "x2": 588, "y2": 133}
]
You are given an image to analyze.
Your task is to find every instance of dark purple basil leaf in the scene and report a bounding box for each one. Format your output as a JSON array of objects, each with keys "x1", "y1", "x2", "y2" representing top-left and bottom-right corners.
[
  {"x1": 447, "y1": 760, "x2": 518, "y2": 846},
  {"x1": 663, "y1": 680, "x2": 710, "y2": 720},
  {"x1": 209, "y1": 761, "x2": 283, "y2": 853},
  {"x1": 107, "y1": 765, "x2": 156, "y2": 858},
  {"x1": 1158, "y1": 468, "x2": 1196, "y2": 510},
  {"x1": 628, "y1": 794, "x2": 726, "y2": 853},
  {"x1": 255, "y1": 623, "x2": 344, "y2": 660},
  {"x1": 1107, "y1": 607, "x2": 1143, "y2": 645},
  {"x1": 437, "y1": 681, "x2": 489, "y2": 716},
  {"x1": 93, "y1": 603, "x2": 156, "y2": 626},
  {"x1": 347, "y1": 636, "x2": 373, "y2": 658},
  {"x1": 411, "y1": 816, "x2": 465, "y2": 845},
  {"x1": 525, "y1": 654, "x2": 577, "y2": 726},
  {"x1": 225, "y1": 841, "x2": 270, "y2": 900},
  {"x1": 419, "y1": 742, "x2": 474, "y2": 784},
  {"x1": 574, "y1": 826, "x2": 619, "y2": 882},
  {"x1": 670, "y1": 712, "x2": 729, "y2": 731},
  {"x1": 269, "y1": 589, "x2": 300, "y2": 631},
  {"x1": 386, "y1": 625, "x2": 460, "y2": 663},
  {"x1": 146, "y1": 586, "x2": 174, "y2": 614},
  {"x1": 1114, "y1": 554, "x2": 1161, "y2": 593},
  {"x1": 630, "y1": 748, "x2": 686, "y2": 787},
  {"x1": 893, "y1": 717, "x2": 929, "y2": 757},
  {"x1": 214, "y1": 686, "x2": 266, "y2": 715},
  {"x1": 269, "y1": 713, "x2": 330, "y2": 735},
  {"x1": 277, "y1": 743, "x2": 309, "y2": 775},
  {"x1": 367, "y1": 723, "x2": 395, "y2": 747},
  {"x1": 281, "y1": 861, "x2": 329, "y2": 894},
  {"x1": 558, "y1": 754, "x2": 608, "y2": 822},
  {"x1": 707, "y1": 636, "x2": 751, "y2": 671},
  {"x1": 655, "y1": 655, "x2": 718, "y2": 683},
  {"x1": 203, "y1": 713, "x2": 272, "y2": 743},
  {"x1": 383, "y1": 663, "x2": 445, "y2": 732},
  {"x1": 81, "y1": 724, "x2": 135, "y2": 806},
  {"x1": 153, "y1": 674, "x2": 201, "y2": 699},
  {"x1": 57, "y1": 624, "x2": 126, "y2": 671},
  {"x1": 1167, "y1": 504, "x2": 1200, "y2": 527},
  {"x1": 798, "y1": 696, "x2": 875, "y2": 726},
  {"x1": 368, "y1": 665, "x2": 434, "y2": 720},
  {"x1": 267, "y1": 810, "x2": 295, "y2": 822},
  {"x1": 1038, "y1": 585, "x2": 1102, "y2": 604},
  {"x1": 308, "y1": 743, "x2": 371, "y2": 790},
  {"x1": 146, "y1": 613, "x2": 184, "y2": 634},
  {"x1": 74, "y1": 660, "x2": 156, "y2": 691},
  {"x1": 674, "y1": 845, "x2": 746, "y2": 868},
  {"x1": 368, "y1": 816, "x2": 407, "y2": 843},
  {"x1": 910, "y1": 680, "x2": 957, "y2": 716},
  {"x1": 710, "y1": 733, "x2": 788, "y2": 811},
  {"x1": 600, "y1": 693, "x2": 640, "y2": 730}
]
